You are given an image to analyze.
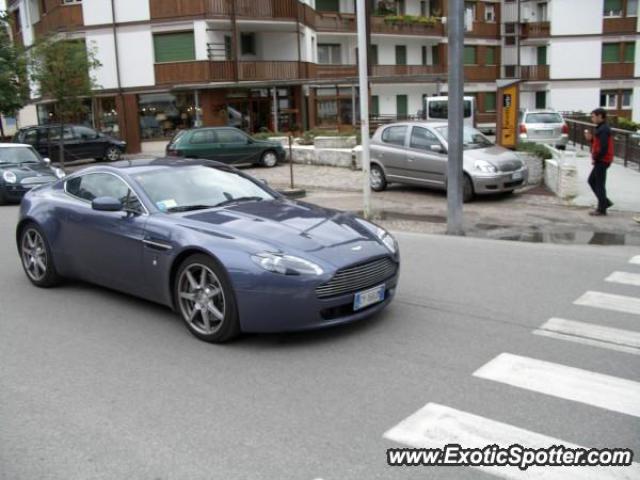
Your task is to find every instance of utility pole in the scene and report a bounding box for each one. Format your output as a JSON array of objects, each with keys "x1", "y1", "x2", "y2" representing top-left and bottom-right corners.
[
  {"x1": 447, "y1": 0, "x2": 465, "y2": 235},
  {"x1": 356, "y1": 0, "x2": 371, "y2": 219}
]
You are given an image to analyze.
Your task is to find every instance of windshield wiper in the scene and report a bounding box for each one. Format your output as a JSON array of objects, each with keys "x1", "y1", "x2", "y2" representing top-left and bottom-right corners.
[
  {"x1": 166, "y1": 204, "x2": 217, "y2": 213},
  {"x1": 213, "y1": 196, "x2": 264, "y2": 208}
]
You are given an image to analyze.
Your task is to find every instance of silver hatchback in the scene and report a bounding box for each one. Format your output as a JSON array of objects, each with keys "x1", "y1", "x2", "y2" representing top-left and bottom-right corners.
[
  {"x1": 369, "y1": 122, "x2": 529, "y2": 202},
  {"x1": 518, "y1": 110, "x2": 569, "y2": 149}
]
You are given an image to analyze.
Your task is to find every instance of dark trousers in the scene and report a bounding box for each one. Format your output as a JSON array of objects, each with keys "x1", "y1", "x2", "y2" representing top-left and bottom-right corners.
[{"x1": 588, "y1": 162, "x2": 610, "y2": 213}]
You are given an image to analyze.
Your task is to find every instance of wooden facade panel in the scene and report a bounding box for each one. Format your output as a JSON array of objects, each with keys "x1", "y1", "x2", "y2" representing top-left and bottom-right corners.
[
  {"x1": 34, "y1": 4, "x2": 84, "y2": 38},
  {"x1": 522, "y1": 22, "x2": 551, "y2": 39},
  {"x1": 520, "y1": 65, "x2": 550, "y2": 81},
  {"x1": 602, "y1": 63, "x2": 635, "y2": 79},
  {"x1": 603, "y1": 17, "x2": 637, "y2": 34},
  {"x1": 154, "y1": 61, "x2": 214, "y2": 85}
]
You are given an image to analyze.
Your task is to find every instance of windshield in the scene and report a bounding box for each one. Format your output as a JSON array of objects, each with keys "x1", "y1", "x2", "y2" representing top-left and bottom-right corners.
[
  {"x1": 0, "y1": 147, "x2": 43, "y2": 164},
  {"x1": 427, "y1": 100, "x2": 472, "y2": 119},
  {"x1": 435, "y1": 126, "x2": 494, "y2": 150},
  {"x1": 525, "y1": 113, "x2": 563, "y2": 124},
  {"x1": 134, "y1": 165, "x2": 276, "y2": 212}
]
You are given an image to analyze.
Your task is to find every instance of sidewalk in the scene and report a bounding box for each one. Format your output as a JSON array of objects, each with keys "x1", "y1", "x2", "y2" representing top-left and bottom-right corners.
[{"x1": 572, "y1": 158, "x2": 640, "y2": 213}]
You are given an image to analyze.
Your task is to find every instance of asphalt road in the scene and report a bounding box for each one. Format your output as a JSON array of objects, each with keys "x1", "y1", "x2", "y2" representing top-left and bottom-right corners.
[{"x1": 1, "y1": 203, "x2": 639, "y2": 480}]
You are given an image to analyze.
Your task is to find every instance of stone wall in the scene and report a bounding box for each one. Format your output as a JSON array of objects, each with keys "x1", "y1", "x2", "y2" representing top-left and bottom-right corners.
[{"x1": 544, "y1": 159, "x2": 579, "y2": 200}]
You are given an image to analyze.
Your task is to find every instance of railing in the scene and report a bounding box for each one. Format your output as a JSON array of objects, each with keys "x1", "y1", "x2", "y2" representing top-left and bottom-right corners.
[
  {"x1": 314, "y1": 64, "x2": 358, "y2": 79},
  {"x1": 602, "y1": 63, "x2": 635, "y2": 79},
  {"x1": 520, "y1": 65, "x2": 550, "y2": 81},
  {"x1": 603, "y1": 16, "x2": 637, "y2": 34},
  {"x1": 522, "y1": 21, "x2": 551, "y2": 39},
  {"x1": 314, "y1": 12, "x2": 356, "y2": 32},
  {"x1": 372, "y1": 64, "x2": 446, "y2": 77},
  {"x1": 468, "y1": 22, "x2": 499, "y2": 38},
  {"x1": 34, "y1": 3, "x2": 84, "y2": 38},
  {"x1": 238, "y1": 61, "x2": 301, "y2": 80},
  {"x1": 370, "y1": 16, "x2": 445, "y2": 36},
  {"x1": 464, "y1": 65, "x2": 500, "y2": 82},
  {"x1": 150, "y1": 0, "x2": 309, "y2": 22},
  {"x1": 565, "y1": 119, "x2": 640, "y2": 170}
]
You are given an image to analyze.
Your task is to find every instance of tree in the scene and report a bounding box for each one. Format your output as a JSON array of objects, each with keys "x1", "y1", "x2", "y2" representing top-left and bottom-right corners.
[
  {"x1": 0, "y1": 13, "x2": 29, "y2": 141},
  {"x1": 30, "y1": 36, "x2": 101, "y2": 166}
]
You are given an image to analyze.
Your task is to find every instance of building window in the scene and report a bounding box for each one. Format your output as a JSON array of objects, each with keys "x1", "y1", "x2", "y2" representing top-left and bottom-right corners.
[
  {"x1": 624, "y1": 42, "x2": 635, "y2": 62},
  {"x1": 316, "y1": 0, "x2": 339, "y2": 12},
  {"x1": 603, "y1": 0, "x2": 623, "y2": 17},
  {"x1": 395, "y1": 45, "x2": 407, "y2": 65},
  {"x1": 622, "y1": 90, "x2": 633, "y2": 108},
  {"x1": 153, "y1": 32, "x2": 195, "y2": 63},
  {"x1": 138, "y1": 93, "x2": 195, "y2": 140},
  {"x1": 62, "y1": 0, "x2": 83, "y2": 4},
  {"x1": 535, "y1": 91, "x2": 547, "y2": 109},
  {"x1": 240, "y1": 33, "x2": 256, "y2": 56},
  {"x1": 486, "y1": 46, "x2": 497, "y2": 65},
  {"x1": 371, "y1": 45, "x2": 378, "y2": 65},
  {"x1": 432, "y1": 45, "x2": 440, "y2": 65},
  {"x1": 537, "y1": 2, "x2": 548, "y2": 21},
  {"x1": 484, "y1": 92, "x2": 497, "y2": 112},
  {"x1": 371, "y1": 95, "x2": 379, "y2": 117},
  {"x1": 420, "y1": 1, "x2": 427, "y2": 16},
  {"x1": 600, "y1": 91, "x2": 618, "y2": 109},
  {"x1": 396, "y1": 0, "x2": 406, "y2": 15},
  {"x1": 505, "y1": 36, "x2": 516, "y2": 46},
  {"x1": 602, "y1": 43, "x2": 621, "y2": 63},
  {"x1": 422, "y1": 46, "x2": 428, "y2": 65},
  {"x1": 505, "y1": 23, "x2": 516, "y2": 34},
  {"x1": 629, "y1": 0, "x2": 638, "y2": 16},
  {"x1": 318, "y1": 44, "x2": 341, "y2": 64},
  {"x1": 463, "y1": 46, "x2": 477, "y2": 65},
  {"x1": 504, "y1": 65, "x2": 516, "y2": 78},
  {"x1": 485, "y1": 4, "x2": 496, "y2": 22},
  {"x1": 95, "y1": 97, "x2": 120, "y2": 138},
  {"x1": 537, "y1": 45, "x2": 547, "y2": 65},
  {"x1": 396, "y1": 95, "x2": 408, "y2": 118},
  {"x1": 464, "y1": 2, "x2": 476, "y2": 21}
]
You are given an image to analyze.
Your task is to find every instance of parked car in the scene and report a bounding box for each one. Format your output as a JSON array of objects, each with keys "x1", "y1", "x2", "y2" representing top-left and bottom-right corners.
[
  {"x1": 369, "y1": 122, "x2": 529, "y2": 202},
  {"x1": 518, "y1": 110, "x2": 569, "y2": 150},
  {"x1": 16, "y1": 158, "x2": 399, "y2": 343},
  {"x1": 14, "y1": 124, "x2": 126, "y2": 163},
  {"x1": 0, "y1": 143, "x2": 65, "y2": 204},
  {"x1": 166, "y1": 127, "x2": 286, "y2": 167}
]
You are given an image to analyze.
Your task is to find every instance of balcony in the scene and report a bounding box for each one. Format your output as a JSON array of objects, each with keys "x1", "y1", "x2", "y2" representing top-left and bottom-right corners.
[
  {"x1": 464, "y1": 65, "x2": 500, "y2": 82},
  {"x1": 602, "y1": 63, "x2": 635, "y2": 79},
  {"x1": 520, "y1": 65, "x2": 549, "y2": 81},
  {"x1": 467, "y1": 22, "x2": 500, "y2": 38},
  {"x1": 34, "y1": 3, "x2": 84, "y2": 38},
  {"x1": 154, "y1": 60, "x2": 313, "y2": 85},
  {"x1": 314, "y1": 13, "x2": 445, "y2": 36},
  {"x1": 371, "y1": 64, "x2": 446, "y2": 77},
  {"x1": 603, "y1": 17, "x2": 637, "y2": 34},
  {"x1": 521, "y1": 22, "x2": 551, "y2": 39},
  {"x1": 314, "y1": 64, "x2": 358, "y2": 79}
]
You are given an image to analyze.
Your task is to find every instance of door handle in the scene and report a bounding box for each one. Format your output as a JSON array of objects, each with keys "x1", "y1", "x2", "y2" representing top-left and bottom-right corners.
[{"x1": 408, "y1": 157, "x2": 415, "y2": 161}]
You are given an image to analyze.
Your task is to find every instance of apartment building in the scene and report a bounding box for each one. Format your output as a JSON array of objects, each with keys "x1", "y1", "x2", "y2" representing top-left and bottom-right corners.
[{"x1": 6, "y1": 0, "x2": 639, "y2": 153}]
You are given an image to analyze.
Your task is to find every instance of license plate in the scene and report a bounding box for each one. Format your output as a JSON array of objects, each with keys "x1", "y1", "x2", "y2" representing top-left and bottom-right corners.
[
  {"x1": 354, "y1": 284, "x2": 385, "y2": 311},
  {"x1": 512, "y1": 171, "x2": 523, "y2": 181}
]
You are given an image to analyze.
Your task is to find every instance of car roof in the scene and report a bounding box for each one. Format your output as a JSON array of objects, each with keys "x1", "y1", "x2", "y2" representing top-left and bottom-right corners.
[
  {"x1": 85, "y1": 157, "x2": 230, "y2": 176},
  {"x1": 0, "y1": 143, "x2": 32, "y2": 148},
  {"x1": 379, "y1": 121, "x2": 449, "y2": 129},
  {"x1": 523, "y1": 110, "x2": 562, "y2": 114}
]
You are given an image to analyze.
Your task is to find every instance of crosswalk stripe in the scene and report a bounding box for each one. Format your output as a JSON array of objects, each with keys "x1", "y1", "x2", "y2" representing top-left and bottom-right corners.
[
  {"x1": 574, "y1": 291, "x2": 640, "y2": 316},
  {"x1": 606, "y1": 271, "x2": 640, "y2": 287},
  {"x1": 534, "y1": 318, "x2": 640, "y2": 356},
  {"x1": 630, "y1": 255, "x2": 640, "y2": 265},
  {"x1": 384, "y1": 402, "x2": 640, "y2": 479},
  {"x1": 473, "y1": 353, "x2": 640, "y2": 418}
]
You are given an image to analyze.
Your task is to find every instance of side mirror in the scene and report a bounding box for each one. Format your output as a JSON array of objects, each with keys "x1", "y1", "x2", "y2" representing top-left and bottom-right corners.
[
  {"x1": 92, "y1": 196, "x2": 123, "y2": 212},
  {"x1": 430, "y1": 144, "x2": 445, "y2": 153},
  {"x1": 43, "y1": 157, "x2": 51, "y2": 165},
  {"x1": 259, "y1": 178, "x2": 269, "y2": 186}
]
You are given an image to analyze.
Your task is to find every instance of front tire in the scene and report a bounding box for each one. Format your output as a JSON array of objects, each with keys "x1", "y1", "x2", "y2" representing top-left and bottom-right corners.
[
  {"x1": 104, "y1": 146, "x2": 121, "y2": 162},
  {"x1": 19, "y1": 223, "x2": 61, "y2": 287},
  {"x1": 463, "y1": 174, "x2": 475, "y2": 203},
  {"x1": 174, "y1": 254, "x2": 240, "y2": 343},
  {"x1": 260, "y1": 150, "x2": 278, "y2": 168},
  {"x1": 370, "y1": 164, "x2": 387, "y2": 192}
]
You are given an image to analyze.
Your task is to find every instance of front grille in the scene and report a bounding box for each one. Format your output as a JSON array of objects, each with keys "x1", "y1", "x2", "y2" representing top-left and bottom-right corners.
[{"x1": 316, "y1": 256, "x2": 397, "y2": 299}]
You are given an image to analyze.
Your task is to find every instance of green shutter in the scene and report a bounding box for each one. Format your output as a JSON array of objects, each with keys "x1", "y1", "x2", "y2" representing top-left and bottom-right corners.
[
  {"x1": 396, "y1": 45, "x2": 407, "y2": 65},
  {"x1": 371, "y1": 96, "x2": 379, "y2": 117},
  {"x1": 316, "y1": 0, "x2": 339, "y2": 12},
  {"x1": 486, "y1": 47, "x2": 496, "y2": 65},
  {"x1": 154, "y1": 32, "x2": 195, "y2": 63},
  {"x1": 464, "y1": 46, "x2": 477, "y2": 65},
  {"x1": 535, "y1": 91, "x2": 547, "y2": 109},
  {"x1": 432, "y1": 45, "x2": 440, "y2": 65},
  {"x1": 484, "y1": 92, "x2": 496, "y2": 112},
  {"x1": 537, "y1": 46, "x2": 547, "y2": 65},
  {"x1": 624, "y1": 42, "x2": 635, "y2": 62},
  {"x1": 602, "y1": 43, "x2": 621, "y2": 63},
  {"x1": 396, "y1": 95, "x2": 408, "y2": 117}
]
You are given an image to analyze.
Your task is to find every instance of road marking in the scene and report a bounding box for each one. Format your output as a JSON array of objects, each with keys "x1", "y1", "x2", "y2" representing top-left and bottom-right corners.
[
  {"x1": 630, "y1": 255, "x2": 640, "y2": 265},
  {"x1": 574, "y1": 291, "x2": 640, "y2": 316},
  {"x1": 606, "y1": 271, "x2": 640, "y2": 287},
  {"x1": 473, "y1": 353, "x2": 640, "y2": 418},
  {"x1": 384, "y1": 402, "x2": 640, "y2": 479},
  {"x1": 534, "y1": 318, "x2": 640, "y2": 356}
]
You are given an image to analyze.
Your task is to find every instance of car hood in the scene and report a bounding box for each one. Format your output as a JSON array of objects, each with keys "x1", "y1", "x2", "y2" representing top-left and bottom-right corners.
[
  {"x1": 0, "y1": 162, "x2": 58, "y2": 181},
  {"x1": 181, "y1": 199, "x2": 391, "y2": 268},
  {"x1": 463, "y1": 146, "x2": 523, "y2": 171}
]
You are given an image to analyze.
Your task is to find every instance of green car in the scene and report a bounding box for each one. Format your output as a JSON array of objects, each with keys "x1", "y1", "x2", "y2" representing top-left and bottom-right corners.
[{"x1": 166, "y1": 127, "x2": 285, "y2": 167}]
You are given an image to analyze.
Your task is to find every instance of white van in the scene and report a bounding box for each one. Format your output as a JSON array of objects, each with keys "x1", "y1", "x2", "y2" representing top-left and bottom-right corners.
[{"x1": 422, "y1": 96, "x2": 475, "y2": 127}]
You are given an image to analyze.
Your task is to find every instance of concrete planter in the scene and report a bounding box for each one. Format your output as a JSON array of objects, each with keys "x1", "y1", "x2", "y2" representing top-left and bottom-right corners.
[
  {"x1": 314, "y1": 136, "x2": 357, "y2": 149},
  {"x1": 515, "y1": 152, "x2": 544, "y2": 186},
  {"x1": 544, "y1": 159, "x2": 578, "y2": 200}
]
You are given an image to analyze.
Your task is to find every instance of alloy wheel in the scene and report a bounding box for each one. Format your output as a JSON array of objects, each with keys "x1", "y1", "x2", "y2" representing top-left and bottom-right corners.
[
  {"x1": 106, "y1": 147, "x2": 120, "y2": 162},
  {"x1": 21, "y1": 228, "x2": 48, "y2": 282},
  {"x1": 177, "y1": 263, "x2": 226, "y2": 335},
  {"x1": 370, "y1": 168, "x2": 383, "y2": 189},
  {"x1": 262, "y1": 151, "x2": 277, "y2": 167}
]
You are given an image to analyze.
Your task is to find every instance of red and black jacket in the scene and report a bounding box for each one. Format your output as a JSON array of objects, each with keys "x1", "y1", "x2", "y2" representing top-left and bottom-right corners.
[{"x1": 591, "y1": 123, "x2": 614, "y2": 165}]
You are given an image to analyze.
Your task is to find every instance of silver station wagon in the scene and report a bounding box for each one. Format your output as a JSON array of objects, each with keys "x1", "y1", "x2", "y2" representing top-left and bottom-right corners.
[{"x1": 369, "y1": 122, "x2": 529, "y2": 202}]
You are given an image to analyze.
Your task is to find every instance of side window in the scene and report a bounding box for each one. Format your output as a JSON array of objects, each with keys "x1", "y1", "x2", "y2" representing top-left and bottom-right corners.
[
  {"x1": 65, "y1": 173, "x2": 144, "y2": 213},
  {"x1": 216, "y1": 129, "x2": 248, "y2": 144},
  {"x1": 381, "y1": 126, "x2": 408, "y2": 146},
  {"x1": 410, "y1": 127, "x2": 442, "y2": 150},
  {"x1": 49, "y1": 126, "x2": 74, "y2": 141},
  {"x1": 189, "y1": 129, "x2": 217, "y2": 144},
  {"x1": 74, "y1": 126, "x2": 99, "y2": 140},
  {"x1": 23, "y1": 129, "x2": 39, "y2": 144}
]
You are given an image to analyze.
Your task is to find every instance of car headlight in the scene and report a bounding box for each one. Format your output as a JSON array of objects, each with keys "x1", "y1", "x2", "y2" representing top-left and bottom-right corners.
[
  {"x1": 356, "y1": 219, "x2": 398, "y2": 254},
  {"x1": 53, "y1": 167, "x2": 66, "y2": 179},
  {"x1": 474, "y1": 160, "x2": 498, "y2": 173},
  {"x1": 2, "y1": 171, "x2": 17, "y2": 184},
  {"x1": 251, "y1": 253, "x2": 324, "y2": 276}
]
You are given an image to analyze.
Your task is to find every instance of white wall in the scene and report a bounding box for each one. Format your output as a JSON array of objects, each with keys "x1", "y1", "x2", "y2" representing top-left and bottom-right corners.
[
  {"x1": 632, "y1": 86, "x2": 640, "y2": 122},
  {"x1": 86, "y1": 29, "x2": 118, "y2": 90},
  {"x1": 116, "y1": 25, "x2": 155, "y2": 88},
  {"x1": 194, "y1": 20, "x2": 209, "y2": 60},
  {"x1": 635, "y1": 39, "x2": 640, "y2": 77},
  {"x1": 520, "y1": 46, "x2": 537, "y2": 65},
  {"x1": 550, "y1": 0, "x2": 603, "y2": 35},
  {"x1": 549, "y1": 39, "x2": 601, "y2": 79},
  {"x1": 82, "y1": 0, "x2": 112, "y2": 26},
  {"x1": 548, "y1": 86, "x2": 599, "y2": 112},
  {"x1": 17, "y1": 104, "x2": 38, "y2": 128},
  {"x1": 372, "y1": 84, "x2": 439, "y2": 116},
  {"x1": 377, "y1": 38, "x2": 438, "y2": 65},
  {"x1": 520, "y1": 91, "x2": 537, "y2": 110},
  {"x1": 83, "y1": 0, "x2": 150, "y2": 25}
]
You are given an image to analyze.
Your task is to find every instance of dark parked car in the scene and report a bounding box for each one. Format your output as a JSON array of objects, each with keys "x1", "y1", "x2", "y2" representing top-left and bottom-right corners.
[
  {"x1": 14, "y1": 124, "x2": 126, "y2": 163},
  {"x1": 166, "y1": 127, "x2": 286, "y2": 167},
  {"x1": 0, "y1": 144, "x2": 66, "y2": 204},
  {"x1": 16, "y1": 158, "x2": 399, "y2": 343}
]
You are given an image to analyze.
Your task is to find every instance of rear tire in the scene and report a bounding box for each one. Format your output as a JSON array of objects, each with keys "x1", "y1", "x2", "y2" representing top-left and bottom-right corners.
[
  {"x1": 174, "y1": 254, "x2": 240, "y2": 343},
  {"x1": 463, "y1": 174, "x2": 474, "y2": 203},
  {"x1": 18, "y1": 223, "x2": 61, "y2": 288},
  {"x1": 104, "y1": 146, "x2": 121, "y2": 162},
  {"x1": 260, "y1": 150, "x2": 278, "y2": 168},
  {"x1": 370, "y1": 164, "x2": 387, "y2": 192}
]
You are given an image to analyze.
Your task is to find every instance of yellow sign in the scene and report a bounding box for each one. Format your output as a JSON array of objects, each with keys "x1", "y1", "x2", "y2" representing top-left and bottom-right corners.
[{"x1": 498, "y1": 83, "x2": 519, "y2": 148}]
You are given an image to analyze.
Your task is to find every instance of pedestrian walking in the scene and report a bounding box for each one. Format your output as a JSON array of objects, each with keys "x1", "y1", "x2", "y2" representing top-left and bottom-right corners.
[{"x1": 583, "y1": 108, "x2": 614, "y2": 216}]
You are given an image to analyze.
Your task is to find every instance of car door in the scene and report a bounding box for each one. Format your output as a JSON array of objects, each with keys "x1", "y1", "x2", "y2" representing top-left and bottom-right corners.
[
  {"x1": 48, "y1": 125, "x2": 81, "y2": 162},
  {"x1": 60, "y1": 172, "x2": 149, "y2": 297},
  {"x1": 373, "y1": 125, "x2": 410, "y2": 180},
  {"x1": 183, "y1": 129, "x2": 219, "y2": 159},
  {"x1": 215, "y1": 128, "x2": 255, "y2": 164},
  {"x1": 73, "y1": 125, "x2": 107, "y2": 159},
  {"x1": 407, "y1": 126, "x2": 448, "y2": 187}
]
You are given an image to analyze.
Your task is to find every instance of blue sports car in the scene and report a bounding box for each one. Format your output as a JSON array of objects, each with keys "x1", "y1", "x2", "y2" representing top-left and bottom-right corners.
[{"x1": 16, "y1": 159, "x2": 400, "y2": 342}]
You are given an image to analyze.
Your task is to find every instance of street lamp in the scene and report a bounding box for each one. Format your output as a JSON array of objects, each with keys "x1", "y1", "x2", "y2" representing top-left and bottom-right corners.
[{"x1": 356, "y1": 0, "x2": 371, "y2": 219}]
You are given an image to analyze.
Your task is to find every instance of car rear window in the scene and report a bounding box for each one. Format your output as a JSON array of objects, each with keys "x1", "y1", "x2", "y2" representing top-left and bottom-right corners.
[
  {"x1": 169, "y1": 130, "x2": 188, "y2": 146},
  {"x1": 525, "y1": 113, "x2": 563, "y2": 124},
  {"x1": 381, "y1": 126, "x2": 408, "y2": 146}
]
